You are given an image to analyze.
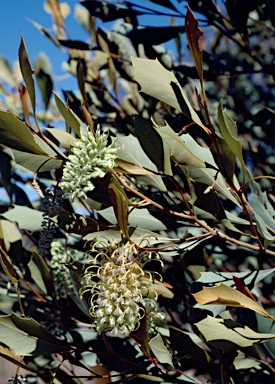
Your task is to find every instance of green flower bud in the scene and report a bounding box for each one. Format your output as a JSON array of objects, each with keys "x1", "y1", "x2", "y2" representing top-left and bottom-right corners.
[{"x1": 60, "y1": 127, "x2": 118, "y2": 200}]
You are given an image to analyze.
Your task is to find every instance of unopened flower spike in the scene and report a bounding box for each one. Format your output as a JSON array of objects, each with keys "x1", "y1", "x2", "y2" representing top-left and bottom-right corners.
[{"x1": 60, "y1": 126, "x2": 118, "y2": 200}]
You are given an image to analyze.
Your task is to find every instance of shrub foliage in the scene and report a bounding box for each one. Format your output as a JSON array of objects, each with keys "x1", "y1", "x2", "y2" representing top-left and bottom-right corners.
[{"x1": 0, "y1": 1, "x2": 274, "y2": 383}]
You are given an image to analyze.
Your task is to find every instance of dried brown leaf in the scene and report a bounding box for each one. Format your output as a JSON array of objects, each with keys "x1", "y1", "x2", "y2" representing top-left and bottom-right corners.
[{"x1": 185, "y1": 7, "x2": 205, "y2": 99}]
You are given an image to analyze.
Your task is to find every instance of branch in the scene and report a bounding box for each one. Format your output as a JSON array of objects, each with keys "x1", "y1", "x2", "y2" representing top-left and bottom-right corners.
[{"x1": 117, "y1": 177, "x2": 275, "y2": 257}]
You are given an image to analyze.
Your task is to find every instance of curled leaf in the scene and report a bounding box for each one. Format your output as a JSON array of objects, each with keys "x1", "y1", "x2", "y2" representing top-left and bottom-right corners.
[{"x1": 193, "y1": 283, "x2": 275, "y2": 320}]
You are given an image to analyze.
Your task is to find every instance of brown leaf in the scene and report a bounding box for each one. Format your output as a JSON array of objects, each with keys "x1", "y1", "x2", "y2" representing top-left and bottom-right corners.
[
  {"x1": 18, "y1": 36, "x2": 36, "y2": 118},
  {"x1": 81, "y1": 102, "x2": 94, "y2": 134},
  {"x1": 77, "y1": 58, "x2": 88, "y2": 108},
  {"x1": 108, "y1": 178, "x2": 129, "y2": 239},
  {"x1": 46, "y1": 0, "x2": 64, "y2": 29},
  {"x1": 130, "y1": 308, "x2": 151, "y2": 358},
  {"x1": 18, "y1": 83, "x2": 30, "y2": 125},
  {"x1": 193, "y1": 283, "x2": 275, "y2": 320},
  {"x1": 0, "y1": 345, "x2": 36, "y2": 373},
  {"x1": 233, "y1": 275, "x2": 257, "y2": 302},
  {"x1": 114, "y1": 158, "x2": 154, "y2": 175},
  {"x1": 185, "y1": 7, "x2": 205, "y2": 99}
]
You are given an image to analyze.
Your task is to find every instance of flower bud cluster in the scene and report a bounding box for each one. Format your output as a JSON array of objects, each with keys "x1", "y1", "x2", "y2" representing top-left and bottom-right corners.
[
  {"x1": 60, "y1": 128, "x2": 118, "y2": 200},
  {"x1": 80, "y1": 242, "x2": 160, "y2": 337},
  {"x1": 38, "y1": 188, "x2": 63, "y2": 257},
  {"x1": 50, "y1": 240, "x2": 77, "y2": 298}
]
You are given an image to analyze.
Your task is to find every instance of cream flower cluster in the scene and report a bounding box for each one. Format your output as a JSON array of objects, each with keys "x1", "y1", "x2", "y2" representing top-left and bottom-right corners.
[
  {"x1": 60, "y1": 128, "x2": 118, "y2": 200},
  {"x1": 80, "y1": 243, "x2": 159, "y2": 337}
]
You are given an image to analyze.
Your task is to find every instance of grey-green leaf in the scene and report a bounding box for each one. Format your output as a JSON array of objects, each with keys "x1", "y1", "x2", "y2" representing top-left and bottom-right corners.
[
  {"x1": 0, "y1": 110, "x2": 49, "y2": 155},
  {"x1": 54, "y1": 92, "x2": 86, "y2": 138},
  {"x1": 117, "y1": 134, "x2": 167, "y2": 191},
  {"x1": 149, "y1": 333, "x2": 174, "y2": 367},
  {"x1": 218, "y1": 101, "x2": 246, "y2": 181},
  {"x1": 134, "y1": 116, "x2": 165, "y2": 172},
  {"x1": 99, "y1": 207, "x2": 167, "y2": 231},
  {"x1": 195, "y1": 315, "x2": 275, "y2": 352},
  {"x1": 2, "y1": 206, "x2": 44, "y2": 232},
  {"x1": 0, "y1": 312, "x2": 71, "y2": 356},
  {"x1": 132, "y1": 57, "x2": 205, "y2": 130}
]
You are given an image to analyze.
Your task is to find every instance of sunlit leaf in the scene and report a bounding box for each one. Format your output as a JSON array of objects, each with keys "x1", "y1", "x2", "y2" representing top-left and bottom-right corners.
[
  {"x1": 11, "y1": 149, "x2": 62, "y2": 173},
  {"x1": 255, "y1": 312, "x2": 275, "y2": 359},
  {"x1": 114, "y1": 158, "x2": 154, "y2": 175},
  {"x1": 54, "y1": 91, "x2": 85, "y2": 137},
  {"x1": 254, "y1": 212, "x2": 275, "y2": 247},
  {"x1": 149, "y1": 333, "x2": 174, "y2": 367},
  {"x1": 196, "y1": 268, "x2": 275, "y2": 287},
  {"x1": 99, "y1": 207, "x2": 167, "y2": 231},
  {"x1": 249, "y1": 187, "x2": 275, "y2": 232},
  {"x1": 156, "y1": 123, "x2": 205, "y2": 170},
  {"x1": 233, "y1": 351, "x2": 261, "y2": 370},
  {"x1": 193, "y1": 283, "x2": 275, "y2": 320},
  {"x1": 151, "y1": 280, "x2": 174, "y2": 298},
  {"x1": 2, "y1": 206, "x2": 44, "y2": 232},
  {"x1": 0, "y1": 312, "x2": 71, "y2": 356},
  {"x1": 46, "y1": 127, "x2": 77, "y2": 149},
  {"x1": 0, "y1": 110, "x2": 50, "y2": 155},
  {"x1": 184, "y1": 165, "x2": 240, "y2": 205},
  {"x1": 0, "y1": 219, "x2": 22, "y2": 250},
  {"x1": 74, "y1": 4, "x2": 95, "y2": 36},
  {"x1": 44, "y1": 0, "x2": 66, "y2": 29},
  {"x1": 84, "y1": 227, "x2": 176, "y2": 244},
  {"x1": 132, "y1": 57, "x2": 206, "y2": 131},
  {"x1": 117, "y1": 134, "x2": 167, "y2": 191},
  {"x1": 195, "y1": 315, "x2": 275, "y2": 352},
  {"x1": 31, "y1": 252, "x2": 55, "y2": 297}
]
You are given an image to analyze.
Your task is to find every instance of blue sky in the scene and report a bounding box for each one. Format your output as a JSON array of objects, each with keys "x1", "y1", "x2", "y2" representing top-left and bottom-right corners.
[
  {"x1": 0, "y1": 0, "x2": 182, "y2": 95},
  {"x1": 0, "y1": 1, "x2": 90, "y2": 92}
]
